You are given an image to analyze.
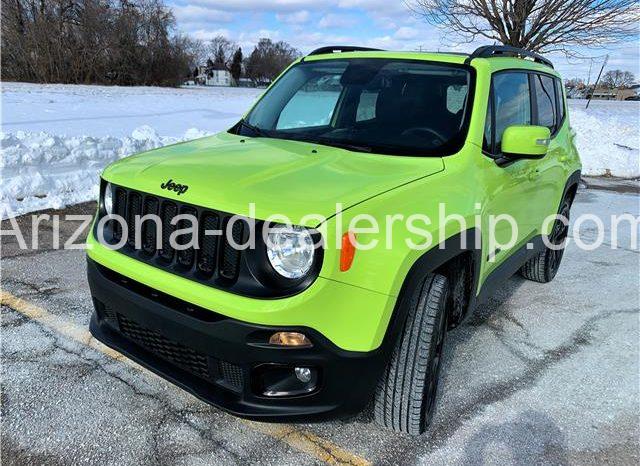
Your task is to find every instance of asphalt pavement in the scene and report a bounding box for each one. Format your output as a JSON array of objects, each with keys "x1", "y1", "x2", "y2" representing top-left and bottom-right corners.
[{"x1": 2, "y1": 187, "x2": 639, "y2": 465}]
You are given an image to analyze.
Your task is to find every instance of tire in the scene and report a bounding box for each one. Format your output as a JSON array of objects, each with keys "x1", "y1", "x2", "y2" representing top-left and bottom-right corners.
[
  {"x1": 374, "y1": 274, "x2": 449, "y2": 435},
  {"x1": 520, "y1": 197, "x2": 571, "y2": 283}
]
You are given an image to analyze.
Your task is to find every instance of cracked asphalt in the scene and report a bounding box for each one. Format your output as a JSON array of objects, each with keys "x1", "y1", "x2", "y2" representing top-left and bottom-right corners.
[{"x1": 1, "y1": 187, "x2": 639, "y2": 465}]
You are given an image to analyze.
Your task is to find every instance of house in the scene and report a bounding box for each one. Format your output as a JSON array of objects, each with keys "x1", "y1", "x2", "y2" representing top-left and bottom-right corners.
[
  {"x1": 194, "y1": 63, "x2": 234, "y2": 87},
  {"x1": 587, "y1": 87, "x2": 639, "y2": 101},
  {"x1": 620, "y1": 84, "x2": 640, "y2": 101},
  {"x1": 587, "y1": 89, "x2": 617, "y2": 100}
]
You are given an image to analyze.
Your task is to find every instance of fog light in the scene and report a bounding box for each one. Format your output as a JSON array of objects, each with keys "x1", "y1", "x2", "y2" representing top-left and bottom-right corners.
[
  {"x1": 294, "y1": 367, "x2": 312, "y2": 383},
  {"x1": 269, "y1": 332, "x2": 312, "y2": 348},
  {"x1": 255, "y1": 364, "x2": 319, "y2": 397}
]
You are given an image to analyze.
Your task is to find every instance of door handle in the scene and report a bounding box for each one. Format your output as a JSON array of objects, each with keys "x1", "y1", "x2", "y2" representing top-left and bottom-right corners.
[{"x1": 559, "y1": 155, "x2": 568, "y2": 162}]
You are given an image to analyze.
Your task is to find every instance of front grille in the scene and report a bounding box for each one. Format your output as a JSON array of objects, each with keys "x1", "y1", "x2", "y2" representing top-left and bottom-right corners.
[
  {"x1": 113, "y1": 312, "x2": 244, "y2": 391},
  {"x1": 108, "y1": 186, "x2": 244, "y2": 285},
  {"x1": 118, "y1": 313, "x2": 211, "y2": 379}
]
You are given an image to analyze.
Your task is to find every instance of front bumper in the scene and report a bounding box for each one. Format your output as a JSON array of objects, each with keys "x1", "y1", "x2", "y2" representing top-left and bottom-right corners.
[{"x1": 87, "y1": 258, "x2": 386, "y2": 421}]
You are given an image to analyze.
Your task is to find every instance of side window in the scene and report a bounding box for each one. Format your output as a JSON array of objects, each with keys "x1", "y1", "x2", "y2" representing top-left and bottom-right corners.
[
  {"x1": 356, "y1": 90, "x2": 379, "y2": 122},
  {"x1": 533, "y1": 74, "x2": 556, "y2": 131},
  {"x1": 493, "y1": 72, "x2": 531, "y2": 152},
  {"x1": 555, "y1": 78, "x2": 565, "y2": 124}
]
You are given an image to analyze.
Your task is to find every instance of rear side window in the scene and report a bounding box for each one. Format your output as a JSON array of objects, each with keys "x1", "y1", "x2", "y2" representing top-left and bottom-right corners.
[
  {"x1": 555, "y1": 78, "x2": 565, "y2": 124},
  {"x1": 483, "y1": 97, "x2": 493, "y2": 153},
  {"x1": 533, "y1": 74, "x2": 556, "y2": 131},
  {"x1": 492, "y1": 72, "x2": 531, "y2": 152}
]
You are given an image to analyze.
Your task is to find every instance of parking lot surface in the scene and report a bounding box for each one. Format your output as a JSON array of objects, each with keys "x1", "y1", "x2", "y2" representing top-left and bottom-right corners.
[{"x1": 2, "y1": 188, "x2": 639, "y2": 465}]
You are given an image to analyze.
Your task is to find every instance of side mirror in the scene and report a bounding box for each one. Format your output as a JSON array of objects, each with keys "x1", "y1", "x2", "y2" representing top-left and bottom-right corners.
[{"x1": 498, "y1": 125, "x2": 551, "y2": 165}]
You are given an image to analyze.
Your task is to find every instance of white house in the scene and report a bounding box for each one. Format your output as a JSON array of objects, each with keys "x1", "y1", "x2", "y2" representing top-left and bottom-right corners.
[{"x1": 195, "y1": 63, "x2": 233, "y2": 87}]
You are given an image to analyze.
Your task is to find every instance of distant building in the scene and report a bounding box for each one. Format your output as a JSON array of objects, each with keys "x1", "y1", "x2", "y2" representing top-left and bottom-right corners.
[
  {"x1": 621, "y1": 84, "x2": 640, "y2": 101},
  {"x1": 194, "y1": 63, "x2": 234, "y2": 87},
  {"x1": 588, "y1": 89, "x2": 617, "y2": 100},
  {"x1": 586, "y1": 87, "x2": 639, "y2": 101}
]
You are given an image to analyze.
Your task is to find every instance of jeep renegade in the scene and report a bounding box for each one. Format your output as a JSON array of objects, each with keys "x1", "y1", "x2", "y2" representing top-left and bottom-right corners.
[{"x1": 87, "y1": 45, "x2": 581, "y2": 435}]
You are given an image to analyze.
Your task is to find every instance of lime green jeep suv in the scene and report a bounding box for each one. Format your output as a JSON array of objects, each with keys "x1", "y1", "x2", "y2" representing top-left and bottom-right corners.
[{"x1": 87, "y1": 45, "x2": 581, "y2": 435}]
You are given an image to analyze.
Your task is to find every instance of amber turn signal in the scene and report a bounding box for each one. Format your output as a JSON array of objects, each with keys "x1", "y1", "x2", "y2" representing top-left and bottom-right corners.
[
  {"x1": 269, "y1": 332, "x2": 313, "y2": 348},
  {"x1": 340, "y1": 231, "x2": 357, "y2": 272}
]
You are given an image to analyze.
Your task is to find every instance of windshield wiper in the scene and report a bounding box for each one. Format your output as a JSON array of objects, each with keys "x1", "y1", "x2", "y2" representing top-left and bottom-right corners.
[
  {"x1": 281, "y1": 135, "x2": 373, "y2": 153},
  {"x1": 238, "y1": 119, "x2": 269, "y2": 138},
  {"x1": 314, "y1": 137, "x2": 373, "y2": 153}
]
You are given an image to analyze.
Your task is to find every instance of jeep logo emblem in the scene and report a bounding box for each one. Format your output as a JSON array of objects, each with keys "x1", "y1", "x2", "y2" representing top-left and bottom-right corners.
[{"x1": 160, "y1": 179, "x2": 189, "y2": 195}]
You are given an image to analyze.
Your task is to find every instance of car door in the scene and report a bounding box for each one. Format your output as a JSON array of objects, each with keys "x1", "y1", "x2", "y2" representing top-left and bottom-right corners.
[
  {"x1": 479, "y1": 70, "x2": 544, "y2": 281},
  {"x1": 528, "y1": 73, "x2": 568, "y2": 231}
]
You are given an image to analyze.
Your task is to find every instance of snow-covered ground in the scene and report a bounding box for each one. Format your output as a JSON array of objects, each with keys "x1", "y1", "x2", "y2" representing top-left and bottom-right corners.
[
  {"x1": 567, "y1": 99, "x2": 639, "y2": 178},
  {"x1": 1, "y1": 82, "x2": 638, "y2": 217},
  {"x1": 1, "y1": 82, "x2": 262, "y2": 137},
  {"x1": 1, "y1": 83, "x2": 262, "y2": 216}
]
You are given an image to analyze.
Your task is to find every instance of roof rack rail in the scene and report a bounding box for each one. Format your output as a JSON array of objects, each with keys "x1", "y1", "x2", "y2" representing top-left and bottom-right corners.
[
  {"x1": 466, "y1": 45, "x2": 553, "y2": 69},
  {"x1": 307, "y1": 46, "x2": 384, "y2": 56}
]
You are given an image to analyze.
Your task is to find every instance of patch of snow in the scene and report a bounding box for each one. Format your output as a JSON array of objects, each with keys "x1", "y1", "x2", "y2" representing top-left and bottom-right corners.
[
  {"x1": 1, "y1": 82, "x2": 262, "y2": 137},
  {"x1": 568, "y1": 100, "x2": 639, "y2": 178},
  {"x1": 1, "y1": 127, "x2": 212, "y2": 217}
]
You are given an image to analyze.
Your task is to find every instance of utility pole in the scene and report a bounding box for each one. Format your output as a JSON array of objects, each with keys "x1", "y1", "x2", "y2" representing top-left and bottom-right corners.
[{"x1": 586, "y1": 55, "x2": 609, "y2": 109}]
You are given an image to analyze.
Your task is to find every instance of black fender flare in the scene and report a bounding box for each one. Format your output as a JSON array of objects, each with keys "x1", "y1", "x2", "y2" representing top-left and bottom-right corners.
[
  {"x1": 378, "y1": 228, "x2": 482, "y2": 357},
  {"x1": 562, "y1": 169, "x2": 582, "y2": 206}
]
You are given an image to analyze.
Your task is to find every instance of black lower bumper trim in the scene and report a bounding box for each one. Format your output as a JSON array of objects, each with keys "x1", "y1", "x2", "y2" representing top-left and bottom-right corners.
[{"x1": 87, "y1": 258, "x2": 386, "y2": 421}]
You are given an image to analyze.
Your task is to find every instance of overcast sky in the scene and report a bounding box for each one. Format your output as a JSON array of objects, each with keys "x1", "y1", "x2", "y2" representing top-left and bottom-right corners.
[{"x1": 169, "y1": 0, "x2": 639, "y2": 81}]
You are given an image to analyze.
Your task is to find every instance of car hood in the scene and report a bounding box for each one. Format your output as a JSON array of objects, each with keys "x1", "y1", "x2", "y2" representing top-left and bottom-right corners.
[{"x1": 102, "y1": 132, "x2": 444, "y2": 225}]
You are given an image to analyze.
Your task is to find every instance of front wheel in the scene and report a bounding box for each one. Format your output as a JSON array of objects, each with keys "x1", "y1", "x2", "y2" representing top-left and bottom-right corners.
[{"x1": 374, "y1": 274, "x2": 449, "y2": 435}]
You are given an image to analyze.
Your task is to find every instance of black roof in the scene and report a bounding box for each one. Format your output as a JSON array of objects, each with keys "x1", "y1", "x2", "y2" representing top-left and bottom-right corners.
[{"x1": 306, "y1": 44, "x2": 554, "y2": 69}]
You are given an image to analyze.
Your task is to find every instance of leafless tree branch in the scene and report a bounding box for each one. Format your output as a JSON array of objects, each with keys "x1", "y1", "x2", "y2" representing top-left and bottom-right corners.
[{"x1": 409, "y1": 0, "x2": 639, "y2": 54}]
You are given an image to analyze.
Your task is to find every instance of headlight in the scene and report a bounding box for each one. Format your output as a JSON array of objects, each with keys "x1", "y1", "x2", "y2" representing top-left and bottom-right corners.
[
  {"x1": 267, "y1": 225, "x2": 314, "y2": 279},
  {"x1": 103, "y1": 182, "x2": 114, "y2": 215}
]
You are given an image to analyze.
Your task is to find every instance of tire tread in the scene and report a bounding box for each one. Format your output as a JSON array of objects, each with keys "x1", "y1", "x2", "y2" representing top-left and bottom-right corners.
[{"x1": 374, "y1": 274, "x2": 448, "y2": 435}]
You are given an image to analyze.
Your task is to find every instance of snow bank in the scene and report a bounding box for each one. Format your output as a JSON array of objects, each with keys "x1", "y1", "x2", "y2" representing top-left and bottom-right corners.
[
  {"x1": 1, "y1": 126, "x2": 211, "y2": 217},
  {"x1": 568, "y1": 100, "x2": 639, "y2": 178},
  {"x1": 1, "y1": 82, "x2": 261, "y2": 138}
]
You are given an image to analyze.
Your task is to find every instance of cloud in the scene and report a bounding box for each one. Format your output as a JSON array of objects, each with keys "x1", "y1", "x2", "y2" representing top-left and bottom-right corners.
[
  {"x1": 173, "y1": 5, "x2": 232, "y2": 23},
  {"x1": 276, "y1": 10, "x2": 310, "y2": 24},
  {"x1": 187, "y1": 0, "x2": 332, "y2": 12},
  {"x1": 394, "y1": 26, "x2": 419, "y2": 40},
  {"x1": 318, "y1": 13, "x2": 357, "y2": 29},
  {"x1": 293, "y1": 31, "x2": 356, "y2": 51},
  {"x1": 338, "y1": 0, "x2": 406, "y2": 14},
  {"x1": 191, "y1": 28, "x2": 232, "y2": 41}
]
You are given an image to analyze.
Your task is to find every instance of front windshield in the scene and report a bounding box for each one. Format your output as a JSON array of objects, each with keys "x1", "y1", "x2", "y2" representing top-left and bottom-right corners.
[{"x1": 238, "y1": 58, "x2": 473, "y2": 156}]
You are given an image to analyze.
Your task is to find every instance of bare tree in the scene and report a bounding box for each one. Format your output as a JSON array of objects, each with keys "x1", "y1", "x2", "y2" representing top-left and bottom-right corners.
[
  {"x1": 1, "y1": 0, "x2": 197, "y2": 86},
  {"x1": 410, "y1": 0, "x2": 640, "y2": 53},
  {"x1": 245, "y1": 38, "x2": 300, "y2": 84},
  {"x1": 601, "y1": 69, "x2": 636, "y2": 88},
  {"x1": 208, "y1": 35, "x2": 237, "y2": 66},
  {"x1": 565, "y1": 77, "x2": 586, "y2": 89}
]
